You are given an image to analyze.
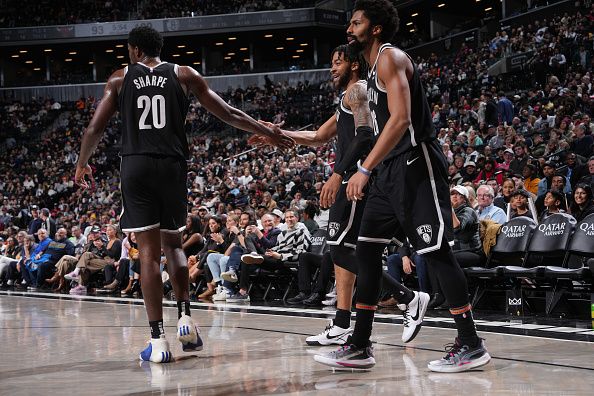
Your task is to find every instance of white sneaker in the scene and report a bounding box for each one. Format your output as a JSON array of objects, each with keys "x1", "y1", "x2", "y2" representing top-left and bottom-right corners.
[
  {"x1": 221, "y1": 269, "x2": 238, "y2": 283},
  {"x1": 402, "y1": 291, "x2": 430, "y2": 343},
  {"x1": 139, "y1": 336, "x2": 173, "y2": 363},
  {"x1": 306, "y1": 320, "x2": 353, "y2": 346},
  {"x1": 322, "y1": 297, "x2": 337, "y2": 306},
  {"x1": 241, "y1": 252, "x2": 264, "y2": 265},
  {"x1": 177, "y1": 314, "x2": 203, "y2": 352},
  {"x1": 325, "y1": 284, "x2": 336, "y2": 298},
  {"x1": 6, "y1": 280, "x2": 14, "y2": 286},
  {"x1": 213, "y1": 286, "x2": 229, "y2": 301}
]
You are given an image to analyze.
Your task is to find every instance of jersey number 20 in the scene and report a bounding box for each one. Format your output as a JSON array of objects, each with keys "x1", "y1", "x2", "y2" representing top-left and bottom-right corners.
[{"x1": 138, "y1": 94, "x2": 166, "y2": 130}]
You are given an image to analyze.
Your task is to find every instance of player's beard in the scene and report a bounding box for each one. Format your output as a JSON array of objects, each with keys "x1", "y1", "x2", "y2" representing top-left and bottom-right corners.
[
  {"x1": 348, "y1": 27, "x2": 372, "y2": 53},
  {"x1": 337, "y1": 70, "x2": 351, "y2": 90}
]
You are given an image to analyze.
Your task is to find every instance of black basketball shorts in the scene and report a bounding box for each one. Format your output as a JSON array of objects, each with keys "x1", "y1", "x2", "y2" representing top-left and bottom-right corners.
[
  {"x1": 119, "y1": 155, "x2": 188, "y2": 234},
  {"x1": 357, "y1": 140, "x2": 454, "y2": 254},
  {"x1": 327, "y1": 172, "x2": 368, "y2": 250}
]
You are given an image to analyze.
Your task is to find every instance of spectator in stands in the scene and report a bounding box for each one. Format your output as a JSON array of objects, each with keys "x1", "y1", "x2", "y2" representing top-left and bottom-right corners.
[
  {"x1": 537, "y1": 161, "x2": 560, "y2": 197},
  {"x1": 476, "y1": 185, "x2": 507, "y2": 224},
  {"x1": 510, "y1": 143, "x2": 530, "y2": 175},
  {"x1": 34, "y1": 227, "x2": 75, "y2": 289},
  {"x1": 11, "y1": 235, "x2": 36, "y2": 289},
  {"x1": 509, "y1": 189, "x2": 535, "y2": 220},
  {"x1": 230, "y1": 209, "x2": 310, "y2": 302},
  {"x1": 27, "y1": 206, "x2": 42, "y2": 240},
  {"x1": 301, "y1": 202, "x2": 319, "y2": 234},
  {"x1": 564, "y1": 152, "x2": 589, "y2": 189},
  {"x1": 66, "y1": 233, "x2": 110, "y2": 295},
  {"x1": 182, "y1": 215, "x2": 204, "y2": 257},
  {"x1": 497, "y1": 92, "x2": 514, "y2": 125},
  {"x1": 571, "y1": 124, "x2": 593, "y2": 158},
  {"x1": 539, "y1": 190, "x2": 566, "y2": 221},
  {"x1": 21, "y1": 228, "x2": 52, "y2": 290},
  {"x1": 39, "y1": 208, "x2": 57, "y2": 238},
  {"x1": 522, "y1": 164, "x2": 541, "y2": 195},
  {"x1": 569, "y1": 183, "x2": 594, "y2": 222},
  {"x1": 69, "y1": 225, "x2": 87, "y2": 257},
  {"x1": 450, "y1": 186, "x2": 482, "y2": 260},
  {"x1": 0, "y1": 236, "x2": 19, "y2": 285}
]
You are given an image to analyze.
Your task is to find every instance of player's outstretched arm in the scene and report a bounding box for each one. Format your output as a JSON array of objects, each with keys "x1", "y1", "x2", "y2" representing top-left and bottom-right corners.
[
  {"x1": 253, "y1": 116, "x2": 338, "y2": 147},
  {"x1": 179, "y1": 66, "x2": 293, "y2": 150},
  {"x1": 75, "y1": 70, "x2": 122, "y2": 188}
]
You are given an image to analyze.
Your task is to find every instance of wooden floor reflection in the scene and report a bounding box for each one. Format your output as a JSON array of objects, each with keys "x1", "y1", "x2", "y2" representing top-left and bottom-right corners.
[{"x1": 1, "y1": 295, "x2": 594, "y2": 395}]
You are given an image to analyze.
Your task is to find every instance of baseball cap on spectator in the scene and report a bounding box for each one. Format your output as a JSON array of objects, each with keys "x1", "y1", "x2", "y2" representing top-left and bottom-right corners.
[
  {"x1": 272, "y1": 208, "x2": 284, "y2": 220},
  {"x1": 504, "y1": 148, "x2": 514, "y2": 155},
  {"x1": 451, "y1": 185, "x2": 469, "y2": 199},
  {"x1": 464, "y1": 161, "x2": 476, "y2": 168},
  {"x1": 198, "y1": 205, "x2": 208, "y2": 211},
  {"x1": 91, "y1": 225, "x2": 101, "y2": 233},
  {"x1": 543, "y1": 161, "x2": 557, "y2": 169}
]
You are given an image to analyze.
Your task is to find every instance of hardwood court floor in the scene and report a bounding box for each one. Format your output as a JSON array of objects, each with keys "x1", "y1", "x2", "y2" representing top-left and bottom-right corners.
[{"x1": 1, "y1": 294, "x2": 594, "y2": 395}]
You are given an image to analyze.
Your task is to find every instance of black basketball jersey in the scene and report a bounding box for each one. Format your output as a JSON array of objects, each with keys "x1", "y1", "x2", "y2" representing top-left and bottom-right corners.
[
  {"x1": 367, "y1": 43, "x2": 435, "y2": 160},
  {"x1": 334, "y1": 80, "x2": 367, "y2": 174},
  {"x1": 119, "y1": 62, "x2": 190, "y2": 159}
]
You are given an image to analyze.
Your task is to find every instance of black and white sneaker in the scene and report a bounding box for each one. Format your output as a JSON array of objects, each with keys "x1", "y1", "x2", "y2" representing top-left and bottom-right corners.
[
  {"x1": 427, "y1": 337, "x2": 491, "y2": 373},
  {"x1": 306, "y1": 320, "x2": 353, "y2": 346},
  {"x1": 314, "y1": 339, "x2": 375, "y2": 369},
  {"x1": 402, "y1": 291, "x2": 430, "y2": 343}
]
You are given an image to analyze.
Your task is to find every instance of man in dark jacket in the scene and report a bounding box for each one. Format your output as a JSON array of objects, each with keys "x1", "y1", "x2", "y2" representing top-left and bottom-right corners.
[{"x1": 35, "y1": 228, "x2": 75, "y2": 289}]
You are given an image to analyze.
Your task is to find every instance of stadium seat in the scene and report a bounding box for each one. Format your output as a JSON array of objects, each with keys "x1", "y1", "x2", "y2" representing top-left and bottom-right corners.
[
  {"x1": 542, "y1": 213, "x2": 594, "y2": 314},
  {"x1": 465, "y1": 216, "x2": 537, "y2": 307},
  {"x1": 502, "y1": 213, "x2": 576, "y2": 279}
]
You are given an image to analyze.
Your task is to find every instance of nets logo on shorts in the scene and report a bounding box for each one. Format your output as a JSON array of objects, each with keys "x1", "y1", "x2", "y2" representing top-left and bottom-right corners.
[
  {"x1": 328, "y1": 222, "x2": 341, "y2": 238},
  {"x1": 416, "y1": 224, "x2": 432, "y2": 244}
]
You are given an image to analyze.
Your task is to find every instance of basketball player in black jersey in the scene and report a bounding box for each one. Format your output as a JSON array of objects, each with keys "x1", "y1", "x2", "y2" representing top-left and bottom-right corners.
[
  {"x1": 253, "y1": 44, "x2": 374, "y2": 346},
  {"x1": 316, "y1": 0, "x2": 491, "y2": 372},
  {"x1": 74, "y1": 26, "x2": 293, "y2": 363}
]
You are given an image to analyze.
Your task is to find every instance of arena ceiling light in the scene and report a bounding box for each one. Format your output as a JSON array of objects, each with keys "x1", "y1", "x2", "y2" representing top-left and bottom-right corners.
[
  {"x1": 33, "y1": 67, "x2": 41, "y2": 71},
  {"x1": 300, "y1": 43, "x2": 308, "y2": 46},
  {"x1": 106, "y1": 49, "x2": 114, "y2": 53},
  {"x1": 264, "y1": 34, "x2": 273, "y2": 38},
  {"x1": 69, "y1": 51, "x2": 77, "y2": 55},
  {"x1": 276, "y1": 47, "x2": 284, "y2": 50},
  {"x1": 437, "y1": 3, "x2": 445, "y2": 7},
  {"x1": 227, "y1": 52, "x2": 235, "y2": 56},
  {"x1": 172, "y1": 54, "x2": 180, "y2": 57},
  {"x1": 215, "y1": 42, "x2": 224, "y2": 46},
  {"x1": 228, "y1": 37, "x2": 237, "y2": 40},
  {"x1": 410, "y1": 28, "x2": 415, "y2": 32},
  {"x1": 19, "y1": 50, "x2": 27, "y2": 53},
  {"x1": 292, "y1": 55, "x2": 300, "y2": 58},
  {"x1": 286, "y1": 37, "x2": 294, "y2": 40},
  {"x1": 193, "y1": 61, "x2": 201, "y2": 65},
  {"x1": 177, "y1": 45, "x2": 186, "y2": 48},
  {"x1": 88, "y1": 61, "x2": 94, "y2": 64},
  {"x1": 117, "y1": 55, "x2": 124, "y2": 59},
  {"x1": 240, "y1": 47, "x2": 248, "y2": 51},
  {"x1": 411, "y1": 12, "x2": 418, "y2": 17},
  {"x1": 25, "y1": 60, "x2": 33, "y2": 63},
  {"x1": 11, "y1": 54, "x2": 19, "y2": 58},
  {"x1": 121, "y1": 63, "x2": 127, "y2": 66},
  {"x1": 406, "y1": 22, "x2": 413, "y2": 26},
  {"x1": 65, "y1": 58, "x2": 72, "y2": 62},
  {"x1": 115, "y1": 44, "x2": 124, "y2": 48},
  {"x1": 296, "y1": 49, "x2": 304, "y2": 53},
  {"x1": 44, "y1": 49, "x2": 52, "y2": 52},
  {"x1": 224, "y1": 56, "x2": 231, "y2": 60},
  {"x1": 243, "y1": 58, "x2": 250, "y2": 62},
  {"x1": 485, "y1": 7, "x2": 492, "y2": 11},
  {"x1": 186, "y1": 51, "x2": 194, "y2": 54}
]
